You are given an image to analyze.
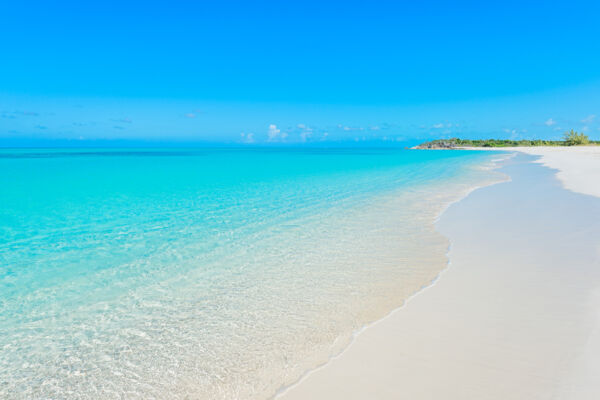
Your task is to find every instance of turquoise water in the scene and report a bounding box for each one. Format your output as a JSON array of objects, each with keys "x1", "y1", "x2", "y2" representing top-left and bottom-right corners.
[{"x1": 0, "y1": 148, "x2": 502, "y2": 399}]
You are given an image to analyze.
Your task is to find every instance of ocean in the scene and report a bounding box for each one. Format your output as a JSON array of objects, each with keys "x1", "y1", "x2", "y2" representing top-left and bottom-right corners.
[{"x1": 0, "y1": 147, "x2": 503, "y2": 399}]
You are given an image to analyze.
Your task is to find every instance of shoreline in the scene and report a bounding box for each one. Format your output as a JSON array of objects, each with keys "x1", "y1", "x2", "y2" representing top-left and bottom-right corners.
[
  {"x1": 278, "y1": 148, "x2": 600, "y2": 399},
  {"x1": 274, "y1": 153, "x2": 513, "y2": 399},
  {"x1": 459, "y1": 146, "x2": 600, "y2": 198}
]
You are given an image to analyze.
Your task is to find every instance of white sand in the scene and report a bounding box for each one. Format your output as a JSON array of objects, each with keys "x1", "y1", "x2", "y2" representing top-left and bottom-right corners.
[
  {"x1": 501, "y1": 146, "x2": 600, "y2": 399},
  {"x1": 470, "y1": 146, "x2": 600, "y2": 198},
  {"x1": 277, "y1": 149, "x2": 600, "y2": 400}
]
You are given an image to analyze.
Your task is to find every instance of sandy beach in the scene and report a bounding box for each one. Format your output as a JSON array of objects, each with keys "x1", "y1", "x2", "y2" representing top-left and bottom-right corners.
[
  {"x1": 468, "y1": 146, "x2": 600, "y2": 197},
  {"x1": 278, "y1": 147, "x2": 600, "y2": 399}
]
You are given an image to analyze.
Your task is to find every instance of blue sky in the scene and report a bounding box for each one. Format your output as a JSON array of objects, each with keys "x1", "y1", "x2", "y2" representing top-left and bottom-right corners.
[{"x1": 1, "y1": 0, "x2": 600, "y2": 145}]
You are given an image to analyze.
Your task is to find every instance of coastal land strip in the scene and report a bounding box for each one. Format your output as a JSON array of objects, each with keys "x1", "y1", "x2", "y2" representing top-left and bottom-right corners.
[{"x1": 278, "y1": 147, "x2": 600, "y2": 400}]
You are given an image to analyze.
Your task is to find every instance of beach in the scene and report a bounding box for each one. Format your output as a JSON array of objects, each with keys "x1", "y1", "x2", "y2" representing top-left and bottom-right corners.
[
  {"x1": 484, "y1": 146, "x2": 600, "y2": 198},
  {"x1": 4, "y1": 0, "x2": 598, "y2": 397},
  {"x1": 278, "y1": 147, "x2": 600, "y2": 399},
  {"x1": 2, "y1": 147, "x2": 598, "y2": 398}
]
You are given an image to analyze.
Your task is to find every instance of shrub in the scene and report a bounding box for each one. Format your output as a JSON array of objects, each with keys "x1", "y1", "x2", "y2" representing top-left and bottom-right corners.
[{"x1": 563, "y1": 129, "x2": 590, "y2": 146}]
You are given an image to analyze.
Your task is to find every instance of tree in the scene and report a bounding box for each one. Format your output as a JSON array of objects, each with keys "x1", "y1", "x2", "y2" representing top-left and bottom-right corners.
[{"x1": 563, "y1": 129, "x2": 590, "y2": 146}]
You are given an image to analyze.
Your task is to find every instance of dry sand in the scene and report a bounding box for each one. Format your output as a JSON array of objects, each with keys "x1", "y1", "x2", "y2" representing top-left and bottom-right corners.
[
  {"x1": 475, "y1": 146, "x2": 600, "y2": 198},
  {"x1": 277, "y1": 149, "x2": 600, "y2": 400}
]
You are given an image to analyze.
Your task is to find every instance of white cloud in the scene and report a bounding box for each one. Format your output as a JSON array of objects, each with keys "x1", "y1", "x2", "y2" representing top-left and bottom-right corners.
[
  {"x1": 267, "y1": 124, "x2": 287, "y2": 142},
  {"x1": 581, "y1": 114, "x2": 596, "y2": 124},
  {"x1": 297, "y1": 124, "x2": 313, "y2": 132},
  {"x1": 240, "y1": 132, "x2": 255, "y2": 143},
  {"x1": 432, "y1": 123, "x2": 444, "y2": 129},
  {"x1": 185, "y1": 113, "x2": 196, "y2": 118},
  {"x1": 370, "y1": 126, "x2": 380, "y2": 131},
  {"x1": 544, "y1": 118, "x2": 556, "y2": 126},
  {"x1": 297, "y1": 123, "x2": 313, "y2": 142},
  {"x1": 341, "y1": 126, "x2": 364, "y2": 131},
  {"x1": 503, "y1": 128, "x2": 520, "y2": 138},
  {"x1": 300, "y1": 130, "x2": 312, "y2": 142},
  {"x1": 268, "y1": 124, "x2": 280, "y2": 140}
]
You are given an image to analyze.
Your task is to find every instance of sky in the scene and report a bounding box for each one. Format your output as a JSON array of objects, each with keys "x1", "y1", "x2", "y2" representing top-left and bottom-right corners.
[{"x1": 1, "y1": 0, "x2": 600, "y2": 146}]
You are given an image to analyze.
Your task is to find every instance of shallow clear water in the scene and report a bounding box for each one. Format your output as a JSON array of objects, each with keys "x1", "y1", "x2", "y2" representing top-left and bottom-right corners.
[{"x1": 0, "y1": 148, "x2": 502, "y2": 399}]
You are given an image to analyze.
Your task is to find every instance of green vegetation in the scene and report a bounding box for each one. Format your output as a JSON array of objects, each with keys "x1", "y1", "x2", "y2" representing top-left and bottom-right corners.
[
  {"x1": 416, "y1": 131, "x2": 597, "y2": 149},
  {"x1": 563, "y1": 129, "x2": 590, "y2": 146}
]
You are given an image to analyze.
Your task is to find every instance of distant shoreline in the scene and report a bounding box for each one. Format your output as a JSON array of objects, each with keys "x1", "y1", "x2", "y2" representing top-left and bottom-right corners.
[{"x1": 414, "y1": 136, "x2": 599, "y2": 149}]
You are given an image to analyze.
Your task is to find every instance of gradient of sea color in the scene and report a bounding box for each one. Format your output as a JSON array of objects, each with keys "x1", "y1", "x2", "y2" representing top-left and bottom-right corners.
[{"x1": 0, "y1": 148, "x2": 505, "y2": 399}]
